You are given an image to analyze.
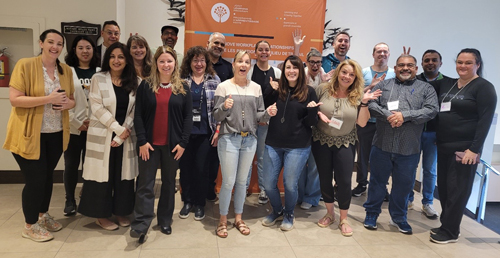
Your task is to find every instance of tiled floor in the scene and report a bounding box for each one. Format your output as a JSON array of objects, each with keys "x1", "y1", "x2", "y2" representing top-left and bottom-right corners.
[{"x1": 0, "y1": 179, "x2": 499, "y2": 258}]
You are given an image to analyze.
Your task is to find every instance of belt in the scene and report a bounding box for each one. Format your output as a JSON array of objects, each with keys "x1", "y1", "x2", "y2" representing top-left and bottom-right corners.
[{"x1": 234, "y1": 131, "x2": 249, "y2": 137}]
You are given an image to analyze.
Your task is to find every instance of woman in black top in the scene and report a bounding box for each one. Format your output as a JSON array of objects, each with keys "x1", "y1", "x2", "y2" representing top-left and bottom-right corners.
[
  {"x1": 431, "y1": 48, "x2": 497, "y2": 244},
  {"x1": 261, "y1": 55, "x2": 319, "y2": 231}
]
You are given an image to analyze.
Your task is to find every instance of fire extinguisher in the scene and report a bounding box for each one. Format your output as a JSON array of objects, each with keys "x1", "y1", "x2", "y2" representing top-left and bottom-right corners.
[{"x1": 0, "y1": 47, "x2": 10, "y2": 87}]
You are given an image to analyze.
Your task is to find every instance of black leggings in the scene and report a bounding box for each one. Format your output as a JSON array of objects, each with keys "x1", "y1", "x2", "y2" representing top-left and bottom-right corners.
[
  {"x1": 63, "y1": 132, "x2": 87, "y2": 202},
  {"x1": 312, "y1": 140, "x2": 354, "y2": 210},
  {"x1": 13, "y1": 132, "x2": 63, "y2": 224}
]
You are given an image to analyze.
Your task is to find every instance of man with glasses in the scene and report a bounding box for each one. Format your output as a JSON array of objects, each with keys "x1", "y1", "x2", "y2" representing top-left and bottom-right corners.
[
  {"x1": 160, "y1": 25, "x2": 183, "y2": 62},
  {"x1": 205, "y1": 32, "x2": 233, "y2": 202},
  {"x1": 353, "y1": 43, "x2": 395, "y2": 198},
  {"x1": 322, "y1": 31, "x2": 351, "y2": 73},
  {"x1": 98, "y1": 20, "x2": 121, "y2": 65},
  {"x1": 407, "y1": 50, "x2": 451, "y2": 218},
  {"x1": 363, "y1": 55, "x2": 438, "y2": 235}
]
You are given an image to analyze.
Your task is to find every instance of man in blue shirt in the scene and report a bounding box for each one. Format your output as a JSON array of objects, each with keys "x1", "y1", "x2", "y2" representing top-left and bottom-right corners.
[{"x1": 322, "y1": 32, "x2": 350, "y2": 73}]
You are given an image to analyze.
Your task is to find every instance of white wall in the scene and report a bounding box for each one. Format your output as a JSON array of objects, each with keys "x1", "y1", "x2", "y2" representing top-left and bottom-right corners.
[{"x1": 325, "y1": 0, "x2": 500, "y2": 144}]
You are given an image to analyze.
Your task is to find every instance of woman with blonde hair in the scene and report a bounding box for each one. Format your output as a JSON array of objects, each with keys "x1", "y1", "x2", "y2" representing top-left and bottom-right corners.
[
  {"x1": 213, "y1": 50, "x2": 277, "y2": 238},
  {"x1": 312, "y1": 59, "x2": 380, "y2": 236},
  {"x1": 130, "y1": 46, "x2": 192, "y2": 243}
]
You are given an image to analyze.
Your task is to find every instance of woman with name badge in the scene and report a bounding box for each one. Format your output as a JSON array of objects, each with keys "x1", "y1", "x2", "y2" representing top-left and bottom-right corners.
[
  {"x1": 62, "y1": 35, "x2": 100, "y2": 216},
  {"x1": 311, "y1": 60, "x2": 380, "y2": 236},
  {"x1": 430, "y1": 48, "x2": 496, "y2": 244},
  {"x1": 178, "y1": 46, "x2": 220, "y2": 221},
  {"x1": 213, "y1": 50, "x2": 277, "y2": 238}
]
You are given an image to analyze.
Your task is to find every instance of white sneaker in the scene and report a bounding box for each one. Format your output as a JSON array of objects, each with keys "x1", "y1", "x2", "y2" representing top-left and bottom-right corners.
[
  {"x1": 422, "y1": 204, "x2": 439, "y2": 219},
  {"x1": 408, "y1": 201, "x2": 414, "y2": 210},
  {"x1": 300, "y1": 202, "x2": 312, "y2": 210},
  {"x1": 258, "y1": 190, "x2": 268, "y2": 204},
  {"x1": 38, "y1": 213, "x2": 63, "y2": 232},
  {"x1": 22, "y1": 222, "x2": 54, "y2": 242}
]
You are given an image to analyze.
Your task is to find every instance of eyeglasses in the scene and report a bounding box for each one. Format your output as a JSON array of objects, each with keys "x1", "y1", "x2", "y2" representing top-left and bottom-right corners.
[
  {"x1": 396, "y1": 63, "x2": 416, "y2": 68},
  {"x1": 105, "y1": 30, "x2": 120, "y2": 37},
  {"x1": 192, "y1": 59, "x2": 206, "y2": 64},
  {"x1": 308, "y1": 60, "x2": 322, "y2": 66}
]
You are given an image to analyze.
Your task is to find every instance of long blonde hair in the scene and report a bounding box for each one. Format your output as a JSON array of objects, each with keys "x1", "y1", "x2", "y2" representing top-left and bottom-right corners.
[
  {"x1": 326, "y1": 59, "x2": 364, "y2": 106},
  {"x1": 147, "y1": 45, "x2": 186, "y2": 95}
]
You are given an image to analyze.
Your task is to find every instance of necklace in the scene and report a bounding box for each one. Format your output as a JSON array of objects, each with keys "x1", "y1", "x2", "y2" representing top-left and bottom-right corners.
[
  {"x1": 233, "y1": 79, "x2": 249, "y2": 127},
  {"x1": 280, "y1": 90, "x2": 291, "y2": 123},
  {"x1": 159, "y1": 83, "x2": 171, "y2": 89}
]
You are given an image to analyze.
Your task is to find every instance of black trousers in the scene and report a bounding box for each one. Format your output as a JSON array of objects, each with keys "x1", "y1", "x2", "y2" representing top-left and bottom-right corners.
[
  {"x1": 179, "y1": 134, "x2": 211, "y2": 206},
  {"x1": 355, "y1": 122, "x2": 376, "y2": 186},
  {"x1": 206, "y1": 144, "x2": 220, "y2": 197},
  {"x1": 437, "y1": 145, "x2": 478, "y2": 239},
  {"x1": 131, "y1": 144, "x2": 178, "y2": 233},
  {"x1": 63, "y1": 132, "x2": 87, "y2": 202},
  {"x1": 312, "y1": 140, "x2": 354, "y2": 210},
  {"x1": 13, "y1": 132, "x2": 63, "y2": 224},
  {"x1": 78, "y1": 145, "x2": 135, "y2": 218}
]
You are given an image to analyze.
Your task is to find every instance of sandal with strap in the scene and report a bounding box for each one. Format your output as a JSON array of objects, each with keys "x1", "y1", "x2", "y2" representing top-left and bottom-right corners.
[
  {"x1": 216, "y1": 221, "x2": 228, "y2": 238},
  {"x1": 338, "y1": 218, "x2": 353, "y2": 237},
  {"x1": 234, "y1": 220, "x2": 250, "y2": 236},
  {"x1": 318, "y1": 213, "x2": 335, "y2": 228}
]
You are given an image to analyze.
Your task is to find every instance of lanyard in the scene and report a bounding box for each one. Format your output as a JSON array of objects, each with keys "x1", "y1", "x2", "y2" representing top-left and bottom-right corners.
[{"x1": 440, "y1": 78, "x2": 474, "y2": 105}]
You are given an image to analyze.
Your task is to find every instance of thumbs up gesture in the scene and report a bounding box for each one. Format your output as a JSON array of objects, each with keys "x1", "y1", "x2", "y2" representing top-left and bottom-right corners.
[
  {"x1": 269, "y1": 77, "x2": 279, "y2": 90},
  {"x1": 267, "y1": 102, "x2": 277, "y2": 117},
  {"x1": 224, "y1": 94, "x2": 234, "y2": 109}
]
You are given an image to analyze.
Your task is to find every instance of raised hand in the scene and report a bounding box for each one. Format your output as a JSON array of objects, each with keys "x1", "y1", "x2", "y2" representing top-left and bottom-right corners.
[
  {"x1": 267, "y1": 102, "x2": 277, "y2": 117},
  {"x1": 224, "y1": 94, "x2": 234, "y2": 109},
  {"x1": 365, "y1": 73, "x2": 386, "y2": 92},
  {"x1": 269, "y1": 77, "x2": 279, "y2": 90},
  {"x1": 362, "y1": 89, "x2": 382, "y2": 103},
  {"x1": 292, "y1": 29, "x2": 306, "y2": 48}
]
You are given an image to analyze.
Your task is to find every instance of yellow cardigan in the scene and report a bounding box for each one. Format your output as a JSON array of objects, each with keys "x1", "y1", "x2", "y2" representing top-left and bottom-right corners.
[{"x1": 3, "y1": 56, "x2": 75, "y2": 160}]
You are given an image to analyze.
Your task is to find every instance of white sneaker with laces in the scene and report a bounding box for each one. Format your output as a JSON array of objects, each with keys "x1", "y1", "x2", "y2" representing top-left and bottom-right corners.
[
  {"x1": 22, "y1": 222, "x2": 54, "y2": 242},
  {"x1": 258, "y1": 190, "x2": 268, "y2": 204},
  {"x1": 38, "y1": 213, "x2": 63, "y2": 232}
]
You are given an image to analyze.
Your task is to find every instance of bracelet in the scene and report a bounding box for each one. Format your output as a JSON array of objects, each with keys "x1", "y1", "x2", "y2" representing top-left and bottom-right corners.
[
  {"x1": 360, "y1": 102, "x2": 368, "y2": 107},
  {"x1": 215, "y1": 130, "x2": 220, "y2": 133}
]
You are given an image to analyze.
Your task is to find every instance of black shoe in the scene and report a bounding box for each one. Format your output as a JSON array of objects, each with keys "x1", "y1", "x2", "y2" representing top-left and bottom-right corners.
[
  {"x1": 179, "y1": 203, "x2": 193, "y2": 219},
  {"x1": 194, "y1": 206, "x2": 205, "y2": 221},
  {"x1": 384, "y1": 189, "x2": 390, "y2": 202},
  {"x1": 130, "y1": 229, "x2": 146, "y2": 244},
  {"x1": 430, "y1": 230, "x2": 458, "y2": 244},
  {"x1": 160, "y1": 225, "x2": 172, "y2": 235},
  {"x1": 207, "y1": 192, "x2": 218, "y2": 202},
  {"x1": 352, "y1": 184, "x2": 367, "y2": 197},
  {"x1": 64, "y1": 200, "x2": 77, "y2": 216},
  {"x1": 430, "y1": 227, "x2": 440, "y2": 235}
]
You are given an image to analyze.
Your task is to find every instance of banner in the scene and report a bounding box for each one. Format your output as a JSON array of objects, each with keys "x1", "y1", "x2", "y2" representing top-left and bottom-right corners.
[{"x1": 185, "y1": 0, "x2": 326, "y2": 62}]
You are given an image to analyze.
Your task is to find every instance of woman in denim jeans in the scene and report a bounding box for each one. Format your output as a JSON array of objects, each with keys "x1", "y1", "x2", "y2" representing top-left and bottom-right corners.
[
  {"x1": 213, "y1": 51, "x2": 276, "y2": 238},
  {"x1": 260, "y1": 55, "x2": 319, "y2": 231}
]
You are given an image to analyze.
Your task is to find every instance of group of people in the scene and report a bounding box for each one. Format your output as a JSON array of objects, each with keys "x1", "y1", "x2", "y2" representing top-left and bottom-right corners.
[{"x1": 3, "y1": 20, "x2": 497, "y2": 246}]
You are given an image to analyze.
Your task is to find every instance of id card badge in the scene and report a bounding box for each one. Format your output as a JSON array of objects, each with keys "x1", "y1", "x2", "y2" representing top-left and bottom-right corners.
[
  {"x1": 329, "y1": 117, "x2": 344, "y2": 130},
  {"x1": 192, "y1": 109, "x2": 201, "y2": 122},
  {"x1": 387, "y1": 100, "x2": 399, "y2": 111},
  {"x1": 440, "y1": 102, "x2": 451, "y2": 112}
]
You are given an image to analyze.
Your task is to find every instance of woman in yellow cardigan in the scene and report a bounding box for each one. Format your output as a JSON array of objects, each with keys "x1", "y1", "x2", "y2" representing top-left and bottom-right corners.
[{"x1": 3, "y1": 29, "x2": 75, "y2": 242}]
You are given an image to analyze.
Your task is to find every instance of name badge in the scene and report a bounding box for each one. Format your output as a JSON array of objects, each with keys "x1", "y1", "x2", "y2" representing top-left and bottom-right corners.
[
  {"x1": 193, "y1": 115, "x2": 201, "y2": 122},
  {"x1": 329, "y1": 117, "x2": 344, "y2": 130},
  {"x1": 387, "y1": 100, "x2": 399, "y2": 111},
  {"x1": 440, "y1": 102, "x2": 451, "y2": 112}
]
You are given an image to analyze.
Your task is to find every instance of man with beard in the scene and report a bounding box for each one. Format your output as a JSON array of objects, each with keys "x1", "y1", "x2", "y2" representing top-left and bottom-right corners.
[
  {"x1": 97, "y1": 20, "x2": 121, "y2": 65},
  {"x1": 353, "y1": 43, "x2": 396, "y2": 197},
  {"x1": 322, "y1": 31, "x2": 350, "y2": 73},
  {"x1": 363, "y1": 55, "x2": 438, "y2": 235},
  {"x1": 160, "y1": 25, "x2": 183, "y2": 62},
  {"x1": 407, "y1": 50, "x2": 451, "y2": 218},
  {"x1": 205, "y1": 32, "x2": 233, "y2": 202}
]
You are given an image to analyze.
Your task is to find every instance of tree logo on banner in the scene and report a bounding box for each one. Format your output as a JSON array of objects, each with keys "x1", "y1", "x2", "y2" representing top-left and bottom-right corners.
[{"x1": 211, "y1": 3, "x2": 230, "y2": 23}]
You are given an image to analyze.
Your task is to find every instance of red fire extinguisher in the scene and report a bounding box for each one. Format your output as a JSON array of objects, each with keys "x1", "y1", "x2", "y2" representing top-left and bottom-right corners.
[{"x1": 0, "y1": 47, "x2": 10, "y2": 87}]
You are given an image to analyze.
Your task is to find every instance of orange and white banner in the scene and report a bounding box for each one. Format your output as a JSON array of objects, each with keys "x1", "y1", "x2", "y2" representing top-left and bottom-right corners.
[{"x1": 185, "y1": 0, "x2": 326, "y2": 62}]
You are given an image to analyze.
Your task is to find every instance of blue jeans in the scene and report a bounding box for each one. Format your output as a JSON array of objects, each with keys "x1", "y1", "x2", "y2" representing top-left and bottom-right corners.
[
  {"x1": 217, "y1": 134, "x2": 257, "y2": 216},
  {"x1": 363, "y1": 146, "x2": 419, "y2": 223},
  {"x1": 409, "y1": 131, "x2": 437, "y2": 204},
  {"x1": 297, "y1": 152, "x2": 321, "y2": 206},
  {"x1": 246, "y1": 124, "x2": 267, "y2": 191},
  {"x1": 262, "y1": 145, "x2": 310, "y2": 215}
]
